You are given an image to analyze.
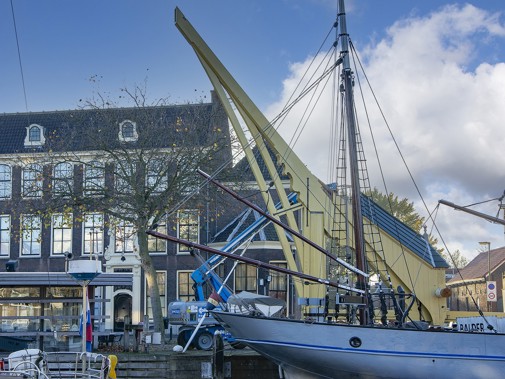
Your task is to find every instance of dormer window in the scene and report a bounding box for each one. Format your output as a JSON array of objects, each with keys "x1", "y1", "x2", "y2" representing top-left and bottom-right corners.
[
  {"x1": 24, "y1": 124, "x2": 46, "y2": 147},
  {"x1": 118, "y1": 120, "x2": 138, "y2": 142}
]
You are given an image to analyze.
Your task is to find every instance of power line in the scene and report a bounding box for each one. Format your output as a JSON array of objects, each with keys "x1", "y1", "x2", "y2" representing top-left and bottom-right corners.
[{"x1": 10, "y1": 0, "x2": 30, "y2": 113}]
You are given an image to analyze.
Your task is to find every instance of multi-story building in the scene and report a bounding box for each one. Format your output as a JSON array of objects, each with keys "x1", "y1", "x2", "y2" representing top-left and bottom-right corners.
[{"x1": 0, "y1": 92, "x2": 292, "y2": 350}]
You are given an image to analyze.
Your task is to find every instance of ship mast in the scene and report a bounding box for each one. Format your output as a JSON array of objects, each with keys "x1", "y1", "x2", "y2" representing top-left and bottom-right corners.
[{"x1": 338, "y1": 0, "x2": 369, "y2": 324}]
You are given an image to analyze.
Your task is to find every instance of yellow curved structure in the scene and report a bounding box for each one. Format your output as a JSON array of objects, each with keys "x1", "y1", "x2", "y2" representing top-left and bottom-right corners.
[{"x1": 174, "y1": 8, "x2": 448, "y2": 324}]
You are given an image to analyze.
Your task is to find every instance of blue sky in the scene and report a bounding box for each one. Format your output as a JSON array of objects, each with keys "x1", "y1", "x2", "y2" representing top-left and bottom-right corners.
[
  {"x1": 2, "y1": 0, "x2": 505, "y2": 259},
  {"x1": 3, "y1": 0, "x2": 503, "y2": 112}
]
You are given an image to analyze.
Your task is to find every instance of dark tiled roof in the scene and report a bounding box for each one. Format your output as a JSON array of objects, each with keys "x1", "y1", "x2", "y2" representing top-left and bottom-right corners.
[
  {"x1": 231, "y1": 144, "x2": 290, "y2": 182},
  {"x1": 360, "y1": 194, "x2": 449, "y2": 269},
  {"x1": 0, "y1": 102, "x2": 221, "y2": 154},
  {"x1": 448, "y1": 246, "x2": 505, "y2": 284},
  {"x1": 213, "y1": 189, "x2": 448, "y2": 269}
]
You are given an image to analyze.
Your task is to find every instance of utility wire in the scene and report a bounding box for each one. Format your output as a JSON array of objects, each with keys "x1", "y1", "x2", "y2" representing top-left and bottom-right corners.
[{"x1": 10, "y1": 0, "x2": 30, "y2": 113}]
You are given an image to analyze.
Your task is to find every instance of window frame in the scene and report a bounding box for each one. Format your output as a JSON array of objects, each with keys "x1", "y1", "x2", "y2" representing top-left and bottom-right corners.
[
  {"x1": 51, "y1": 214, "x2": 73, "y2": 257},
  {"x1": 24, "y1": 124, "x2": 46, "y2": 147},
  {"x1": 20, "y1": 214, "x2": 42, "y2": 257},
  {"x1": 234, "y1": 263, "x2": 258, "y2": 293},
  {"x1": 146, "y1": 159, "x2": 168, "y2": 194},
  {"x1": 0, "y1": 164, "x2": 11, "y2": 199},
  {"x1": 22, "y1": 163, "x2": 43, "y2": 198},
  {"x1": 148, "y1": 218, "x2": 166, "y2": 254},
  {"x1": 176, "y1": 209, "x2": 199, "y2": 254},
  {"x1": 176, "y1": 270, "x2": 194, "y2": 302},
  {"x1": 53, "y1": 162, "x2": 74, "y2": 196},
  {"x1": 118, "y1": 120, "x2": 138, "y2": 142},
  {"x1": 83, "y1": 162, "x2": 105, "y2": 197},
  {"x1": 83, "y1": 213, "x2": 104, "y2": 256},
  {"x1": 0, "y1": 215, "x2": 10, "y2": 257},
  {"x1": 114, "y1": 219, "x2": 135, "y2": 254}
]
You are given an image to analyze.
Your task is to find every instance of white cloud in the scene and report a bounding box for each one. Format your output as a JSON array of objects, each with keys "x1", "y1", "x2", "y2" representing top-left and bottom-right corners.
[{"x1": 265, "y1": 4, "x2": 505, "y2": 259}]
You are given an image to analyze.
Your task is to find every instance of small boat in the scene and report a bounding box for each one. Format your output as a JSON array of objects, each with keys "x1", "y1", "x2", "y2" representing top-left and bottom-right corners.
[
  {"x1": 0, "y1": 348, "x2": 113, "y2": 378},
  {"x1": 154, "y1": 1, "x2": 505, "y2": 378}
]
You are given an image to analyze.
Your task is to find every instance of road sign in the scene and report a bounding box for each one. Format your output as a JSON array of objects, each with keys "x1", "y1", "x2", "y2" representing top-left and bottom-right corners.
[{"x1": 486, "y1": 281, "x2": 497, "y2": 302}]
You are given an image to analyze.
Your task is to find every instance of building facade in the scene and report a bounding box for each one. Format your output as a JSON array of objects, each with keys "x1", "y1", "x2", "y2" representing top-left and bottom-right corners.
[
  {"x1": 0, "y1": 93, "x2": 291, "y2": 350},
  {"x1": 447, "y1": 246, "x2": 505, "y2": 313}
]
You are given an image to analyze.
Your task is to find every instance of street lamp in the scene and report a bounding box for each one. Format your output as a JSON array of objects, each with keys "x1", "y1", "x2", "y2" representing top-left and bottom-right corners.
[{"x1": 479, "y1": 242, "x2": 491, "y2": 312}]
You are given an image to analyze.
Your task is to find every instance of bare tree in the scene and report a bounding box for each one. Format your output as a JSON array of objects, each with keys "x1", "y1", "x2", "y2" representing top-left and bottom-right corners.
[{"x1": 31, "y1": 86, "x2": 232, "y2": 337}]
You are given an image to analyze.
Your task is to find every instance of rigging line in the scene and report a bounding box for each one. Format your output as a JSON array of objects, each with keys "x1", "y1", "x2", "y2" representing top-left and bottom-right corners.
[
  {"x1": 349, "y1": 42, "x2": 417, "y2": 290},
  {"x1": 349, "y1": 40, "x2": 438, "y2": 261},
  {"x1": 327, "y1": 62, "x2": 340, "y2": 184},
  {"x1": 242, "y1": 26, "x2": 339, "y2": 187},
  {"x1": 172, "y1": 38, "x2": 343, "y2": 225},
  {"x1": 429, "y1": 204, "x2": 496, "y2": 331},
  {"x1": 10, "y1": 0, "x2": 30, "y2": 114},
  {"x1": 273, "y1": 23, "x2": 337, "y2": 122},
  {"x1": 462, "y1": 194, "x2": 503, "y2": 208},
  {"x1": 288, "y1": 57, "x2": 336, "y2": 154}
]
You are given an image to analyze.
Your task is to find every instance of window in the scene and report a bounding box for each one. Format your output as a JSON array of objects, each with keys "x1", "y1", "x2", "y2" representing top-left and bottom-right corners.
[
  {"x1": 24, "y1": 124, "x2": 46, "y2": 147},
  {"x1": 0, "y1": 165, "x2": 11, "y2": 199},
  {"x1": 22, "y1": 164, "x2": 43, "y2": 198},
  {"x1": 115, "y1": 164, "x2": 134, "y2": 195},
  {"x1": 118, "y1": 120, "x2": 138, "y2": 142},
  {"x1": 177, "y1": 209, "x2": 199, "y2": 254},
  {"x1": 29, "y1": 127, "x2": 41, "y2": 141},
  {"x1": 177, "y1": 271, "x2": 194, "y2": 302},
  {"x1": 21, "y1": 215, "x2": 41, "y2": 256},
  {"x1": 269, "y1": 261, "x2": 288, "y2": 302},
  {"x1": 148, "y1": 219, "x2": 166, "y2": 254},
  {"x1": 53, "y1": 162, "x2": 73, "y2": 196},
  {"x1": 115, "y1": 220, "x2": 135, "y2": 254},
  {"x1": 146, "y1": 159, "x2": 168, "y2": 194},
  {"x1": 83, "y1": 213, "x2": 104, "y2": 255},
  {"x1": 0, "y1": 287, "x2": 42, "y2": 333},
  {"x1": 52, "y1": 214, "x2": 72, "y2": 256},
  {"x1": 84, "y1": 162, "x2": 105, "y2": 196},
  {"x1": 234, "y1": 264, "x2": 257, "y2": 293},
  {"x1": 146, "y1": 271, "x2": 166, "y2": 319},
  {"x1": 0, "y1": 215, "x2": 10, "y2": 257}
]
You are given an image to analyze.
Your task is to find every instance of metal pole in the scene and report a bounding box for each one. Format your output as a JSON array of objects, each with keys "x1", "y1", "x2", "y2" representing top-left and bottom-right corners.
[
  {"x1": 488, "y1": 244, "x2": 491, "y2": 312},
  {"x1": 82, "y1": 284, "x2": 87, "y2": 373},
  {"x1": 479, "y1": 241, "x2": 491, "y2": 312}
]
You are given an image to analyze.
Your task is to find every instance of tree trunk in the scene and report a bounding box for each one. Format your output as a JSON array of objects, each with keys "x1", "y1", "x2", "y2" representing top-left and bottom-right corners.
[{"x1": 137, "y1": 229, "x2": 166, "y2": 341}]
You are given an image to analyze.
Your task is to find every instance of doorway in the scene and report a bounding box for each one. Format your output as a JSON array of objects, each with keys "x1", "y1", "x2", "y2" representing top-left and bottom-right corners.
[{"x1": 113, "y1": 293, "x2": 132, "y2": 332}]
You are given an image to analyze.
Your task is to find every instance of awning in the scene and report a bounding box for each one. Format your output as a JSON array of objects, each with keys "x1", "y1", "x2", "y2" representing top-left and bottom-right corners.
[{"x1": 0, "y1": 272, "x2": 133, "y2": 286}]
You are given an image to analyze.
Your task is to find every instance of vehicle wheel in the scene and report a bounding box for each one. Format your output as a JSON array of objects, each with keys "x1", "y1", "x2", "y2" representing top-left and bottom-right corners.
[
  {"x1": 196, "y1": 331, "x2": 213, "y2": 350},
  {"x1": 177, "y1": 331, "x2": 194, "y2": 349}
]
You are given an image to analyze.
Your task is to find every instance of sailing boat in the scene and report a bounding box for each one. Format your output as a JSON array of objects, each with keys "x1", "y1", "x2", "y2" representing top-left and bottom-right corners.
[{"x1": 155, "y1": 1, "x2": 505, "y2": 378}]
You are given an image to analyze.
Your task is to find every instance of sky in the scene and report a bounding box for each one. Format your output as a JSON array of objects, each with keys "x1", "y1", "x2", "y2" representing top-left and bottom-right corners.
[{"x1": 2, "y1": 0, "x2": 505, "y2": 261}]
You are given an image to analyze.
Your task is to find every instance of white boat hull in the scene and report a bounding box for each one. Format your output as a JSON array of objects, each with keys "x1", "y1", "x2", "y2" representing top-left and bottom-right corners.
[{"x1": 213, "y1": 311, "x2": 505, "y2": 379}]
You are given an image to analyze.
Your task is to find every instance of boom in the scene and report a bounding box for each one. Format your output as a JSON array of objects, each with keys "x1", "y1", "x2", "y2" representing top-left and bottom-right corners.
[{"x1": 174, "y1": 8, "x2": 449, "y2": 324}]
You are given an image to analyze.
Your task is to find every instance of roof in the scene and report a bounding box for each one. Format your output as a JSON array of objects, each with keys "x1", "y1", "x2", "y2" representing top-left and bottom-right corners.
[
  {"x1": 211, "y1": 190, "x2": 448, "y2": 269},
  {"x1": 448, "y1": 246, "x2": 505, "y2": 284},
  {"x1": 0, "y1": 272, "x2": 133, "y2": 286},
  {"x1": 360, "y1": 194, "x2": 449, "y2": 269},
  {"x1": 231, "y1": 144, "x2": 290, "y2": 182},
  {"x1": 0, "y1": 100, "x2": 223, "y2": 155}
]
